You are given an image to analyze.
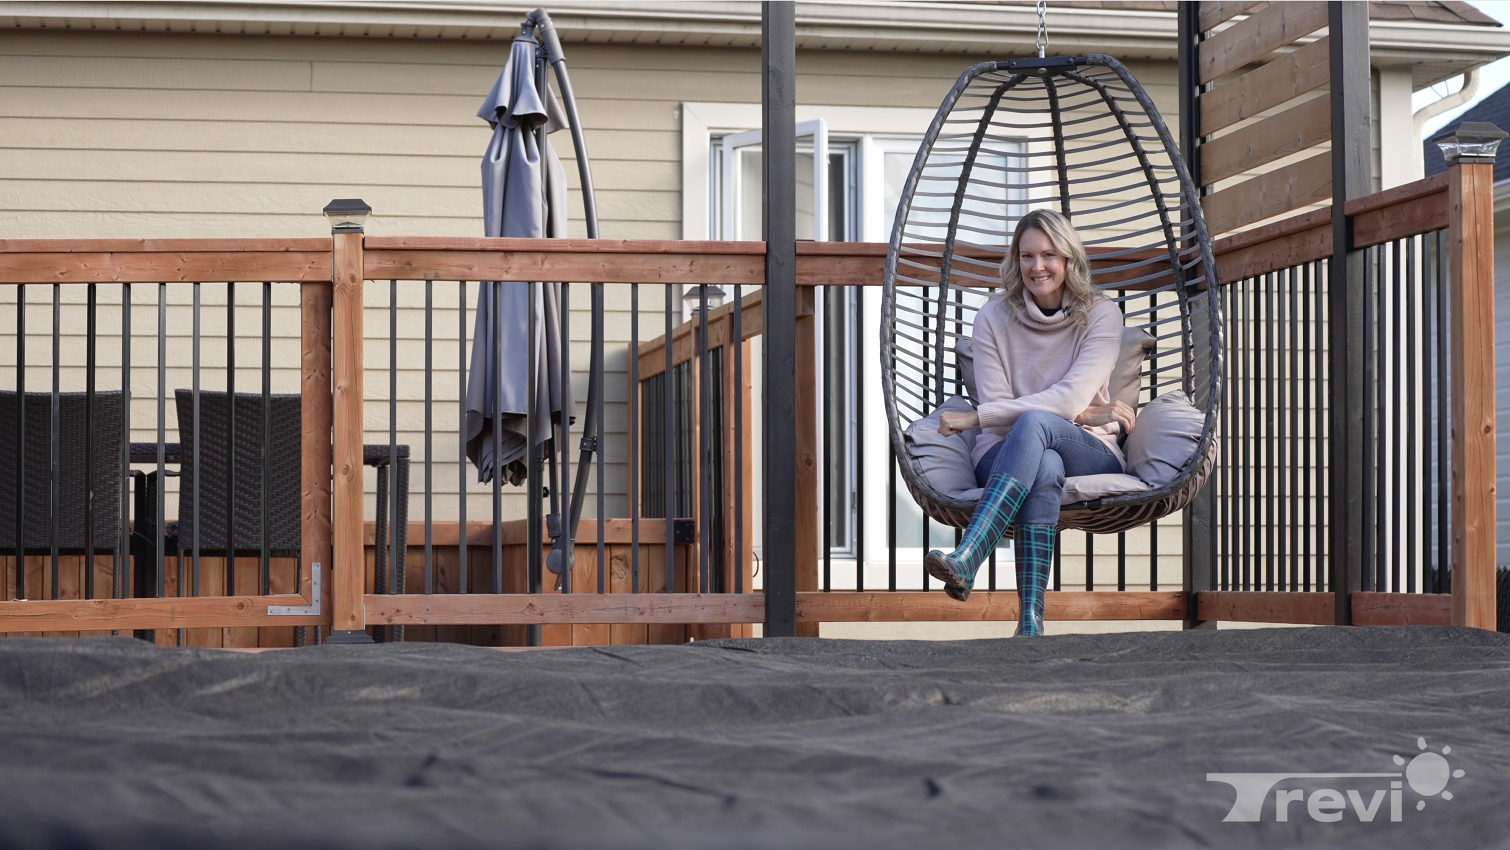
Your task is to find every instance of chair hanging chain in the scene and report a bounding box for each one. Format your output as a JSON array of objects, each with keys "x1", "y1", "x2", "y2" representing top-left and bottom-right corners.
[{"x1": 1036, "y1": 0, "x2": 1048, "y2": 58}]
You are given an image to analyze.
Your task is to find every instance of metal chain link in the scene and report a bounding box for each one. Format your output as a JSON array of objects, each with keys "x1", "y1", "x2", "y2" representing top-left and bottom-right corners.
[{"x1": 1036, "y1": 0, "x2": 1048, "y2": 58}]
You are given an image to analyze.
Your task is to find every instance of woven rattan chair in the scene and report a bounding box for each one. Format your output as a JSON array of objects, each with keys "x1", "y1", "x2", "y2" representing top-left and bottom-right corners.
[
  {"x1": 0, "y1": 391, "x2": 125, "y2": 554},
  {"x1": 882, "y1": 56, "x2": 1222, "y2": 535},
  {"x1": 170, "y1": 390, "x2": 410, "y2": 640}
]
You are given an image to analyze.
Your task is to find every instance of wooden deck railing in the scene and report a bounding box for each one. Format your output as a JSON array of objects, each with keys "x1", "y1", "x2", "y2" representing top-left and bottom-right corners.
[{"x1": 0, "y1": 153, "x2": 1497, "y2": 639}]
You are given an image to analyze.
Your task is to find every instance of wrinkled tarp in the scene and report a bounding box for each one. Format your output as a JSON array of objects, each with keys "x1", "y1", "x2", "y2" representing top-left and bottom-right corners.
[
  {"x1": 0, "y1": 627, "x2": 1508, "y2": 849},
  {"x1": 465, "y1": 34, "x2": 573, "y2": 486}
]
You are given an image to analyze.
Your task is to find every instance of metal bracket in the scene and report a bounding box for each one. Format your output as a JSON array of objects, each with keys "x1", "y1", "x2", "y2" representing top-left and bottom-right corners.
[{"x1": 268, "y1": 562, "x2": 323, "y2": 616}]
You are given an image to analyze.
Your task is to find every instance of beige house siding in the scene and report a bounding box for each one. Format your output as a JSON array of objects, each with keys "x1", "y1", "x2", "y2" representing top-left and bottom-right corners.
[{"x1": 3, "y1": 25, "x2": 1183, "y2": 585}]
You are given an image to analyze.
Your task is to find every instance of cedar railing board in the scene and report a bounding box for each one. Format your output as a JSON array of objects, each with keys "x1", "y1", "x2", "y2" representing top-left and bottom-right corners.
[{"x1": 1196, "y1": 591, "x2": 1454, "y2": 627}]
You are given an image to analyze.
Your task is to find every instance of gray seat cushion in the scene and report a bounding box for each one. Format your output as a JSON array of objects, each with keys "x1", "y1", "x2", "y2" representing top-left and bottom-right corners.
[
  {"x1": 903, "y1": 396, "x2": 1149, "y2": 506},
  {"x1": 1123, "y1": 390, "x2": 1205, "y2": 488}
]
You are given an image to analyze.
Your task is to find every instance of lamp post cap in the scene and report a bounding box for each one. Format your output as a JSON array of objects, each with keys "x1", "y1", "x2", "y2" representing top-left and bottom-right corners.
[
  {"x1": 323, "y1": 199, "x2": 372, "y2": 234},
  {"x1": 1436, "y1": 122, "x2": 1508, "y2": 165}
]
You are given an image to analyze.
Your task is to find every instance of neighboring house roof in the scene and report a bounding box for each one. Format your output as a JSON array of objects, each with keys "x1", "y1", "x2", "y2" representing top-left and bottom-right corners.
[
  {"x1": 1424, "y1": 81, "x2": 1510, "y2": 183},
  {"x1": 0, "y1": 0, "x2": 1505, "y2": 82}
]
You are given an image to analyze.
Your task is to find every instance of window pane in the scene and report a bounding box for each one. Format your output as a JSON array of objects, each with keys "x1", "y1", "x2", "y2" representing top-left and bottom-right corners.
[{"x1": 738, "y1": 147, "x2": 762, "y2": 241}]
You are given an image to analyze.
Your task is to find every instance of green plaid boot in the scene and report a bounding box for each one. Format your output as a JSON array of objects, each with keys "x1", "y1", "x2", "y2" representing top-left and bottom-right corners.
[
  {"x1": 1013, "y1": 523, "x2": 1055, "y2": 636},
  {"x1": 924, "y1": 475, "x2": 1029, "y2": 602}
]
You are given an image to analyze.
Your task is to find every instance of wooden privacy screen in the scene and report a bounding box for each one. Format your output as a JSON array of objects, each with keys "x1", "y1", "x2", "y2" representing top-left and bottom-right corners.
[{"x1": 1193, "y1": 2, "x2": 1334, "y2": 235}]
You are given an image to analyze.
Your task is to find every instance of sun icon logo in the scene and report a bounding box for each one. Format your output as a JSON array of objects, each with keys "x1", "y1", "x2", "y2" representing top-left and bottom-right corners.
[{"x1": 1394, "y1": 737, "x2": 1465, "y2": 810}]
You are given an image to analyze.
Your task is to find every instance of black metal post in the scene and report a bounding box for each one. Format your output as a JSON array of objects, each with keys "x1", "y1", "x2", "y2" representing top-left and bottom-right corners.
[
  {"x1": 1328, "y1": 0, "x2": 1371, "y2": 625},
  {"x1": 1178, "y1": 1, "x2": 1215, "y2": 629},
  {"x1": 762, "y1": 0, "x2": 798, "y2": 637}
]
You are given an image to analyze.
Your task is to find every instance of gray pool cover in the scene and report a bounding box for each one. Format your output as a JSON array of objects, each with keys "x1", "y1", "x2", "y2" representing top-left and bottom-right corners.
[{"x1": 0, "y1": 627, "x2": 1506, "y2": 849}]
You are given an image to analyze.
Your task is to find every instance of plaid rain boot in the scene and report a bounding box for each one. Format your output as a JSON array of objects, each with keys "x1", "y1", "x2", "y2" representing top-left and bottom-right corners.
[
  {"x1": 1013, "y1": 523, "x2": 1055, "y2": 636},
  {"x1": 924, "y1": 475, "x2": 1029, "y2": 602}
]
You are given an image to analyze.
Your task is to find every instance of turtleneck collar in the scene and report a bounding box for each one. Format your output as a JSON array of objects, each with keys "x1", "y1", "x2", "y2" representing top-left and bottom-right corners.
[{"x1": 1017, "y1": 291, "x2": 1075, "y2": 330}]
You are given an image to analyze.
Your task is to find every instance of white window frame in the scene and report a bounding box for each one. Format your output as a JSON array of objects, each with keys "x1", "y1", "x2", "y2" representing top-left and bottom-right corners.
[{"x1": 684, "y1": 102, "x2": 976, "y2": 589}]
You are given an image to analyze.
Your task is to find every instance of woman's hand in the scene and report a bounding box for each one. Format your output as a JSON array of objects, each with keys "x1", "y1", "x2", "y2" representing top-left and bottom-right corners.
[
  {"x1": 1076, "y1": 401, "x2": 1136, "y2": 434},
  {"x1": 937, "y1": 410, "x2": 980, "y2": 437}
]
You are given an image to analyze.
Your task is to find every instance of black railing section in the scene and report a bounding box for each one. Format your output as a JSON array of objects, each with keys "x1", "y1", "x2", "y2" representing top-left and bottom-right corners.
[
  {"x1": 0, "y1": 282, "x2": 362, "y2": 645},
  {"x1": 1212, "y1": 230, "x2": 1452, "y2": 594}
]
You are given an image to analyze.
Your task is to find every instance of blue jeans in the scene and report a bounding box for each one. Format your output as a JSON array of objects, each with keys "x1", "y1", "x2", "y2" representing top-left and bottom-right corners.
[{"x1": 973, "y1": 410, "x2": 1123, "y2": 526}]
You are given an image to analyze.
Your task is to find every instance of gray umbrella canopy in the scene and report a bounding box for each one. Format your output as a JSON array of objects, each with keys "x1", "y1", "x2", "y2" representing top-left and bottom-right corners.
[{"x1": 466, "y1": 35, "x2": 573, "y2": 485}]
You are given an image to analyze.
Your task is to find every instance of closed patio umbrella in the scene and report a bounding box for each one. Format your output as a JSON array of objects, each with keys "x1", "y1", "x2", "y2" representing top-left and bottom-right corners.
[{"x1": 465, "y1": 33, "x2": 574, "y2": 485}]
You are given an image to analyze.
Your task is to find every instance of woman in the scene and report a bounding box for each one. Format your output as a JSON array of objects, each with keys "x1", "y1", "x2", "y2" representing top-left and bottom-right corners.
[{"x1": 926, "y1": 209, "x2": 1134, "y2": 636}]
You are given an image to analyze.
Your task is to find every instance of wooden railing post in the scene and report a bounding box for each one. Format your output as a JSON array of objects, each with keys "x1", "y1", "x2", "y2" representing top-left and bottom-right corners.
[
  {"x1": 1440, "y1": 123, "x2": 1506, "y2": 630},
  {"x1": 324, "y1": 200, "x2": 372, "y2": 643},
  {"x1": 301, "y1": 269, "x2": 334, "y2": 625}
]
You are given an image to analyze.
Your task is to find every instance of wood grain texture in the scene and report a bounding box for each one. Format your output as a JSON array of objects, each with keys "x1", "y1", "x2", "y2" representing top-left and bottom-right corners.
[
  {"x1": 1198, "y1": 1, "x2": 1266, "y2": 34},
  {"x1": 0, "y1": 594, "x2": 325, "y2": 632},
  {"x1": 1200, "y1": 95, "x2": 1330, "y2": 187},
  {"x1": 1448, "y1": 161, "x2": 1499, "y2": 630},
  {"x1": 365, "y1": 592, "x2": 764, "y2": 625},
  {"x1": 1202, "y1": 150, "x2": 1331, "y2": 236},
  {"x1": 331, "y1": 231, "x2": 366, "y2": 632},
  {"x1": 364, "y1": 519, "x2": 679, "y2": 547},
  {"x1": 1201, "y1": 37, "x2": 1329, "y2": 136},
  {"x1": 301, "y1": 280, "x2": 333, "y2": 615},
  {"x1": 797, "y1": 591, "x2": 1186, "y2": 622},
  {"x1": 1198, "y1": 1, "x2": 1328, "y2": 85},
  {"x1": 1195, "y1": 591, "x2": 1334, "y2": 624},
  {"x1": 795, "y1": 286, "x2": 820, "y2": 638},
  {"x1": 0, "y1": 251, "x2": 331, "y2": 284},
  {"x1": 1351, "y1": 189, "x2": 1449, "y2": 249},
  {"x1": 1214, "y1": 213, "x2": 1331, "y2": 285},
  {"x1": 1351, "y1": 592, "x2": 1452, "y2": 626}
]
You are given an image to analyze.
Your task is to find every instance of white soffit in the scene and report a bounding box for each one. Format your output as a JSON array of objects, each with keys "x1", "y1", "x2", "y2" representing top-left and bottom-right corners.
[{"x1": 2, "y1": 1, "x2": 1509, "y2": 75}]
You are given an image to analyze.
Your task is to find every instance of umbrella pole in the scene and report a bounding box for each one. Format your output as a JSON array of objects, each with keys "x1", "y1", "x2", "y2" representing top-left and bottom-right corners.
[{"x1": 529, "y1": 8, "x2": 605, "y2": 554}]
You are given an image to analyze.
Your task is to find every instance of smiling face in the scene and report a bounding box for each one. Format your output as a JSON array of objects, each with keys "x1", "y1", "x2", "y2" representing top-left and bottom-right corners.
[{"x1": 1016, "y1": 227, "x2": 1067, "y2": 310}]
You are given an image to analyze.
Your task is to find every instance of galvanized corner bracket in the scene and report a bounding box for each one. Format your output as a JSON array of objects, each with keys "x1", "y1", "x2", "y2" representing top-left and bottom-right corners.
[{"x1": 268, "y1": 563, "x2": 323, "y2": 616}]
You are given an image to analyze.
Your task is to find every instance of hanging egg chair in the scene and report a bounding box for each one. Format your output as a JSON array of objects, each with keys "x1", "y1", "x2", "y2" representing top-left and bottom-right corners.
[{"x1": 882, "y1": 55, "x2": 1223, "y2": 535}]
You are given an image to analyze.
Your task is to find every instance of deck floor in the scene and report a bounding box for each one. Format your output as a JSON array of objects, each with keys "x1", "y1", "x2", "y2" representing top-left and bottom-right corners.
[{"x1": 0, "y1": 627, "x2": 1506, "y2": 849}]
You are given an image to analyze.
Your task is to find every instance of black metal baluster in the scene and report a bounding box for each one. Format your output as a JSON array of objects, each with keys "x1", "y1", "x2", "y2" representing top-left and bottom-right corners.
[
  {"x1": 389, "y1": 279, "x2": 401, "y2": 637},
  {"x1": 493, "y1": 280, "x2": 504, "y2": 595},
  {"x1": 50, "y1": 284, "x2": 60, "y2": 601},
  {"x1": 458, "y1": 281, "x2": 468, "y2": 595},
  {"x1": 822, "y1": 287, "x2": 831, "y2": 593},
  {"x1": 1084, "y1": 531, "x2": 1094, "y2": 592},
  {"x1": 156, "y1": 283, "x2": 167, "y2": 605},
  {"x1": 1265, "y1": 271, "x2": 1276, "y2": 591},
  {"x1": 13, "y1": 285, "x2": 24, "y2": 601},
  {"x1": 119, "y1": 285, "x2": 130, "y2": 603},
  {"x1": 700, "y1": 282, "x2": 712, "y2": 596},
  {"x1": 225, "y1": 283, "x2": 236, "y2": 599},
  {"x1": 632, "y1": 282, "x2": 642, "y2": 593},
  {"x1": 261, "y1": 281, "x2": 272, "y2": 597},
  {"x1": 192, "y1": 283, "x2": 201, "y2": 598},
  {"x1": 86, "y1": 285, "x2": 97, "y2": 600},
  {"x1": 425, "y1": 279, "x2": 434, "y2": 595},
  {"x1": 595, "y1": 280, "x2": 605, "y2": 597},
  {"x1": 1436, "y1": 230, "x2": 1450, "y2": 593},
  {"x1": 558, "y1": 279, "x2": 572, "y2": 597},
  {"x1": 731, "y1": 284, "x2": 741, "y2": 594},
  {"x1": 854, "y1": 287, "x2": 864, "y2": 594},
  {"x1": 665, "y1": 284, "x2": 675, "y2": 594},
  {"x1": 1405, "y1": 237, "x2": 1419, "y2": 593},
  {"x1": 1288, "y1": 266, "x2": 1300, "y2": 590}
]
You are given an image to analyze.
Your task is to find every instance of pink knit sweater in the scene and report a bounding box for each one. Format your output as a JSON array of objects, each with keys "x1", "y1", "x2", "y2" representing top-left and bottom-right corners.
[{"x1": 968, "y1": 292, "x2": 1126, "y2": 469}]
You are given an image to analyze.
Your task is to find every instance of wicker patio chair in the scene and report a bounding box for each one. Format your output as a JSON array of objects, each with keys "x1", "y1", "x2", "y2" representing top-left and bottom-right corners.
[{"x1": 882, "y1": 56, "x2": 1222, "y2": 535}]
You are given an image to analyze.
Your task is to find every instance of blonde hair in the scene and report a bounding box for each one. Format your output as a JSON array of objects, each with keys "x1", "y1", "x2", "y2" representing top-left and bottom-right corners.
[{"x1": 998, "y1": 209, "x2": 1102, "y2": 328}]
